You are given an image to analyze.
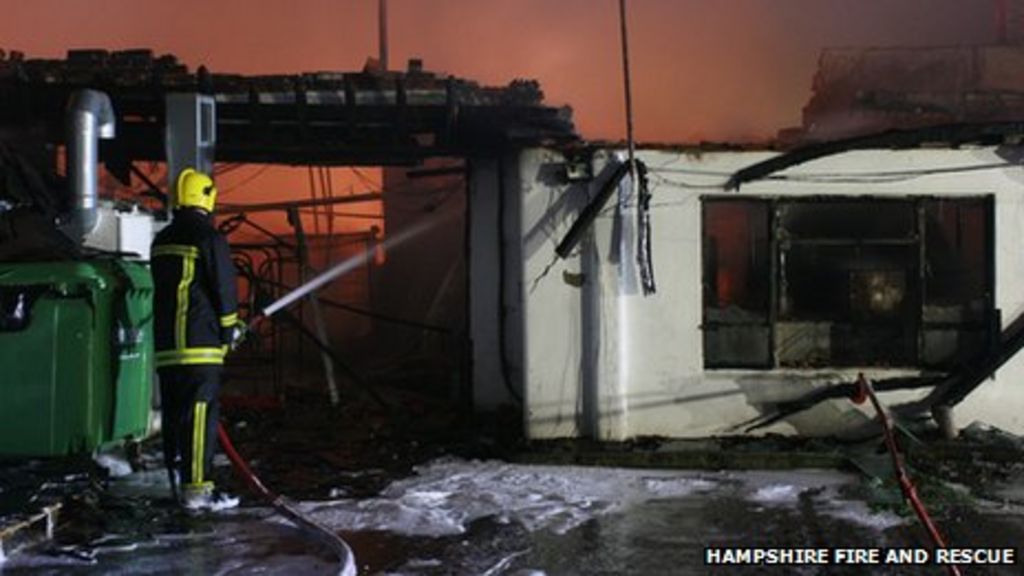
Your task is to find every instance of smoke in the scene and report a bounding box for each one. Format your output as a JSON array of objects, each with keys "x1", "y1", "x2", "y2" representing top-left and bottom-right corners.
[
  {"x1": 389, "y1": 0, "x2": 992, "y2": 142},
  {"x1": 0, "y1": 0, "x2": 994, "y2": 144}
]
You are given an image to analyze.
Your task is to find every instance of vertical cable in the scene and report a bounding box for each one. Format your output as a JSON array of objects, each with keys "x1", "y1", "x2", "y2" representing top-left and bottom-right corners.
[
  {"x1": 618, "y1": 0, "x2": 656, "y2": 295},
  {"x1": 637, "y1": 162, "x2": 656, "y2": 294},
  {"x1": 307, "y1": 166, "x2": 321, "y2": 237},
  {"x1": 325, "y1": 167, "x2": 335, "y2": 243}
]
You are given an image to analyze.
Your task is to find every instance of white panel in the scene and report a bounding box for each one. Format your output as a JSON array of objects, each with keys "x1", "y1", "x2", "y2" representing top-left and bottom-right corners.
[
  {"x1": 82, "y1": 204, "x2": 154, "y2": 261},
  {"x1": 117, "y1": 210, "x2": 153, "y2": 261}
]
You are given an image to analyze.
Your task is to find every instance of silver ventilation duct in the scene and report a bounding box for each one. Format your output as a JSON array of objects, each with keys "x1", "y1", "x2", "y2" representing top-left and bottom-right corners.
[{"x1": 64, "y1": 89, "x2": 115, "y2": 242}]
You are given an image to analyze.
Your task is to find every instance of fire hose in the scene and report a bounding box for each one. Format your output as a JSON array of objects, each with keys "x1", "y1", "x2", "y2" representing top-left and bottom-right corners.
[
  {"x1": 213, "y1": 256, "x2": 371, "y2": 575},
  {"x1": 217, "y1": 423, "x2": 357, "y2": 576},
  {"x1": 853, "y1": 374, "x2": 962, "y2": 576}
]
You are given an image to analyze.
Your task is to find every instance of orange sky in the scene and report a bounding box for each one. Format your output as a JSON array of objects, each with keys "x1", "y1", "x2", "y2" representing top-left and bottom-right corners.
[
  {"x1": 2, "y1": 0, "x2": 994, "y2": 142},
  {"x1": 4, "y1": 1, "x2": 996, "y2": 234}
]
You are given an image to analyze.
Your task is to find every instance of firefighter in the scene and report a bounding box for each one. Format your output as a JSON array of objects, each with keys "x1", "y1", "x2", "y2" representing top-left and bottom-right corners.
[{"x1": 152, "y1": 168, "x2": 244, "y2": 511}]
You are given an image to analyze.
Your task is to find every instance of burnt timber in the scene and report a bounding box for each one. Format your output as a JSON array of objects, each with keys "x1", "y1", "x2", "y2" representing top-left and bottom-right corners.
[{"x1": 0, "y1": 49, "x2": 578, "y2": 171}]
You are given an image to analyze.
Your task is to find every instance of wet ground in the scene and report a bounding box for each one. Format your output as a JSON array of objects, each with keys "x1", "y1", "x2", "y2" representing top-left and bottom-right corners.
[
  {"x1": 2, "y1": 390, "x2": 1024, "y2": 575},
  {"x1": 3, "y1": 458, "x2": 1023, "y2": 575}
]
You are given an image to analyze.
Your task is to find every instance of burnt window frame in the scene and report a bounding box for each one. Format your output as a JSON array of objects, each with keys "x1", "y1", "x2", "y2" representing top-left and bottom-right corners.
[
  {"x1": 919, "y1": 196, "x2": 996, "y2": 367},
  {"x1": 701, "y1": 194, "x2": 996, "y2": 370},
  {"x1": 701, "y1": 198, "x2": 774, "y2": 369}
]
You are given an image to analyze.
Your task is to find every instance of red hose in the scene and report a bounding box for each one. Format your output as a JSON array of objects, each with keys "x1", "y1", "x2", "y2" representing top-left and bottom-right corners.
[
  {"x1": 855, "y1": 374, "x2": 962, "y2": 576},
  {"x1": 217, "y1": 422, "x2": 272, "y2": 498},
  {"x1": 217, "y1": 422, "x2": 358, "y2": 576}
]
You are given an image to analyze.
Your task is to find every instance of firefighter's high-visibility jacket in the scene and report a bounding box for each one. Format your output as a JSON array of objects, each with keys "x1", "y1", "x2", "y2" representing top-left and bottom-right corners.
[{"x1": 152, "y1": 208, "x2": 238, "y2": 368}]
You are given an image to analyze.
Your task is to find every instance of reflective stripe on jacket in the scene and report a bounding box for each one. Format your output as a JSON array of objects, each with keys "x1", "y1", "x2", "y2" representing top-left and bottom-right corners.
[{"x1": 151, "y1": 208, "x2": 238, "y2": 368}]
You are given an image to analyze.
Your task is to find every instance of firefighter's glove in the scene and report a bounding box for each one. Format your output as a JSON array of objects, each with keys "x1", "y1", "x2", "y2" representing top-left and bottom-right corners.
[{"x1": 228, "y1": 320, "x2": 248, "y2": 351}]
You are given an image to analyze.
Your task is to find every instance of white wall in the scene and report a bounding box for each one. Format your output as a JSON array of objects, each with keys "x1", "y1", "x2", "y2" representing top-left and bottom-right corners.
[{"x1": 514, "y1": 145, "x2": 1024, "y2": 439}]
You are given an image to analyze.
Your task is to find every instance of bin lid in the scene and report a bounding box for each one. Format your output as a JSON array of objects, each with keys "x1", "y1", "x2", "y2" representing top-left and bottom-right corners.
[
  {"x1": 0, "y1": 260, "x2": 153, "y2": 293},
  {"x1": 0, "y1": 261, "x2": 114, "y2": 291}
]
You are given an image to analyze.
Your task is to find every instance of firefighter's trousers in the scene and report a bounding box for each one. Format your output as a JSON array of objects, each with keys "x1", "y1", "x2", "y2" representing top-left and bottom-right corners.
[{"x1": 158, "y1": 365, "x2": 222, "y2": 494}]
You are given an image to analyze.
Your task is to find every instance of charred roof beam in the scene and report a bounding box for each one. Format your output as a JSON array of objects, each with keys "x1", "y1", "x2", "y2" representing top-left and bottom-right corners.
[
  {"x1": 0, "y1": 50, "x2": 578, "y2": 166},
  {"x1": 726, "y1": 122, "x2": 1024, "y2": 191}
]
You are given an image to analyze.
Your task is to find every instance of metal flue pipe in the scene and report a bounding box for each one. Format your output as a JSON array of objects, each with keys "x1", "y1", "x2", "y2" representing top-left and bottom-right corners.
[{"x1": 64, "y1": 89, "x2": 115, "y2": 242}]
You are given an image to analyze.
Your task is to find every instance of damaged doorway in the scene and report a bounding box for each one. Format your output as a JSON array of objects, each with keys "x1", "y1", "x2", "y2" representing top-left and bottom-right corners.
[{"x1": 702, "y1": 196, "x2": 994, "y2": 370}]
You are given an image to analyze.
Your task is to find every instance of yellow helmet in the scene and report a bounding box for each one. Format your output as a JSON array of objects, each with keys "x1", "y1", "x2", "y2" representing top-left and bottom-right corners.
[{"x1": 175, "y1": 168, "x2": 218, "y2": 213}]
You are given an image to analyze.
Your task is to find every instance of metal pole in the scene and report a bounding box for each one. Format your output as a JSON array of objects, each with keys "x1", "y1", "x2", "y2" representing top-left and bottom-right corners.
[
  {"x1": 997, "y1": 0, "x2": 1008, "y2": 44},
  {"x1": 618, "y1": 0, "x2": 636, "y2": 186},
  {"x1": 379, "y1": 0, "x2": 389, "y2": 71},
  {"x1": 288, "y1": 207, "x2": 341, "y2": 406}
]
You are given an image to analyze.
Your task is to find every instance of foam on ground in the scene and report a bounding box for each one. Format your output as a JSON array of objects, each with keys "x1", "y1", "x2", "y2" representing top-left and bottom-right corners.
[{"x1": 301, "y1": 458, "x2": 907, "y2": 539}]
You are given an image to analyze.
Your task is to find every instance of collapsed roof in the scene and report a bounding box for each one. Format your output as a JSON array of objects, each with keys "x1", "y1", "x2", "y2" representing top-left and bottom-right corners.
[{"x1": 790, "y1": 44, "x2": 1024, "y2": 144}]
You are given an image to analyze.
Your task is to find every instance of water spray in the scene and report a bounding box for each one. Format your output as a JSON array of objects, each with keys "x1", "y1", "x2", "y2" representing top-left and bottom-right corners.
[
  {"x1": 217, "y1": 214, "x2": 447, "y2": 576},
  {"x1": 253, "y1": 217, "x2": 438, "y2": 325}
]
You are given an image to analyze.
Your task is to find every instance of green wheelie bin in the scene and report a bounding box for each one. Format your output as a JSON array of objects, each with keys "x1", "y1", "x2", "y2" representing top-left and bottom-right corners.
[{"x1": 0, "y1": 259, "x2": 154, "y2": 456}]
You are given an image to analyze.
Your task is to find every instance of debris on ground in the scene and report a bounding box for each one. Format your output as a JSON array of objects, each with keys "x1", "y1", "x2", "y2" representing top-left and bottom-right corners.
[{"x1": 3, "y1": 387, "x2": 1024, "y2": 574}]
